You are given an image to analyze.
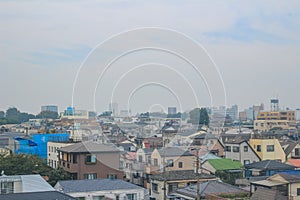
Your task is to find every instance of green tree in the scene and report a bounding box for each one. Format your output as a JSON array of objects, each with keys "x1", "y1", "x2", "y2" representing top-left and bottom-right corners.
[
  {"x1": 188, "y1": 108, "x2": 209, "y2": 126},
  {"x1": 0, "y1": 111, "x2": 5, "y2": 119},
  {"x1": 6, "y1": 107, "x2": 20, "y2": 123},
  {"x1": 36, "y1": 111, "x2": 59, "y2": 119},
  {"x1": 0, "y1": 154, "x2": 70, "y2": 186}
]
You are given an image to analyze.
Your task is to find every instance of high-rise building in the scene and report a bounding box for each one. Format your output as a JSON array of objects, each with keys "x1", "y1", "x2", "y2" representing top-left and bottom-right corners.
[
  {"x1": 109, "y1": 103, "x2": 119, "y2": 117},
  {"x1": 168, "y1": 107, "x2": 177, "y2": 115},
  {"x1": 41, "y1": 105, "x2": 58, "y2": 113}
]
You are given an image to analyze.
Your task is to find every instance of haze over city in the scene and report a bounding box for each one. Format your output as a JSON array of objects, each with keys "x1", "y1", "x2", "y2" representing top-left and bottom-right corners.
[{"x1": 1, "y1": 1, "x2": 300, "y2": 114}]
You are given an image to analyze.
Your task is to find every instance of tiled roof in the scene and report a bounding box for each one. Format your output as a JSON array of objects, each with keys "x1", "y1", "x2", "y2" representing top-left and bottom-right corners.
[
  {"x1": 287, "y1": 159, "x2": 300, "y2": 168},
  {"x1": 245, "y1": 160, "x2": 295, "y2": 171},
  {"x1": 175, "y1": 180, "x2": 247, "y2": 198},
  {"x1": 0, "y1": 191, "x2": 76, "y2": 200},
  {"x1": 59, "y1": 141, "x2": 120, "y2": 153},
  {"x1": 55, "y1": 179, "x2": 143, "y2": 193},
  {"x1": 250, "y1": 187, "x2": 287, "y2": 200},
  {"x1": 158, "y1": 147, "x2": 193, "y2": 157},
  {"x1": 207, "y1": 159, "x2": 242, "y2": 171},
  {"x1": 150, "y1": 170, "x2": 215, "y2": 181}
]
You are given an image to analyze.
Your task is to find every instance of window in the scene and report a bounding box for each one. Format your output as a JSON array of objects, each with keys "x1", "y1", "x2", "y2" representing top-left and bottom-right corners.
[
  {"x1": 115, "y1": 195, "x2": 120, "y2": 200},
  {"x1": 267, "y1": 145, "x2": 274, "y2": 152},
  {"x1": 168, "y1": 183, "x2": 178, "y2": 193},
  {"x1": 138, "y1": 155, "x2": 143, "y2": 162},
  {"x1": 167, "y1": 159, "x2": 174, "y2": 167},
  {"x1": 178, "y1": 162, "x2": 183, "y2": 168},
  {"x1": 225, "y1": 146, "x2": 231, "y2": 152},
  {"x1": 0, "y1": 182, "x2": 14, "y2": 194},
  {"x1": 297, "y1": 188, "x2": 300, "y2": 196},
  {"x1": 295, "y1": 148, "x2": 300, "y2": 157},
  {"x1": 244, "y1": 146, "x2": 248, "y2": 152},
  {"x1": 107, "y1": 174, "x2": 117, "y2": 179},
  {"x1": 126, "y1": 193, "x2": 137, "y2": 200},
  {"x1": 244, "y1": 160, "x2": 250, "y2": 165},
  {"x1": 257, "y1": 145, "x2": 261, "y2": 152},
  {"x1": 93, "y1": 196, "x2": 104, "y2": 200},
  {"x1": 152, "y1": 183, "x2": 158, "y2": 192},
  {"x1": 154, "y1": 158, "x2": 158, "y2": 166},
  {"x1": 85, "y1": 154, "x2": 96, "y2": 164},
  {"x1": 73, "y1": 154, "x2": 78, "y2": 164},
  {"x1": 84, "y1": 173, "x2": 97, "y2": 180},
  {"x1": 233, "y1": 146, "x2": 240, "y2": 152}
]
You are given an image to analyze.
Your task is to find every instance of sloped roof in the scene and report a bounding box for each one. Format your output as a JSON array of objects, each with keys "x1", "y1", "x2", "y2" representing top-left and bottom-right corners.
[
  {"x1": 283, "y1": 141, "x2": 298, "y2": 156},
  {"x1": 175, "y1": 180, "x2": 247, "y2": 198},
  {"x1": 157, "y1": 147, "x2": 192, "y2": 157},
  {"x1": 0, "y1": 174, "x2": 54, "y2": 193},
  {"x1": 278, "y1": 173, "x2": 300, "y2": 183},
  {"x1": 55, "y1": 179, "x2": 143, "y2": 193},
  {"x1": 245, "y1": 160, "x2": 295, "y2": 171},
  {"x1": 287, "y1": 159, "x2": 300, "y2": 168},
  {"x1": 223, "y1": 137, "x2": 246, "y2": 144},
  {"x1": 207, "y1": 159, "x2": 242, "y2": 171},
  {"x1": 250, "y1": 187, "x2": 287, "y2": 200},
  {"x1": 150, "y1": 170, "x2": 215, "y2": 181},
  {"x1": 0, "y1": 191, "x2": 76, "y2": 200},
  {"x1": 59, "y1": 141, "x2": 120, "y2": 153}
]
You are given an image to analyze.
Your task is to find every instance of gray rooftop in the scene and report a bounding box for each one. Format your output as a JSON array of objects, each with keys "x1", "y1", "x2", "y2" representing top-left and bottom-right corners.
[
  {"x1": 174, "y1": 180, "x2": 247, "y2": 198},
  {"x1": 0, "y1": 191, "x2": 76, "y2": 200},
  {"x1": 157, "y1": 147, "x2": 193, "y2": 157},
  {"x1": 59, "y1": 141, "x2": 120, "y2": 153},
  {"x1": 245, "y1": 160, "x2": 295, "y2": 171},
  {"x1": 55, "y1": 179, "x2": 143, "y2": 193},
  {"x1": 150, "y1": 170, "x2": 215, "y2": 181}
]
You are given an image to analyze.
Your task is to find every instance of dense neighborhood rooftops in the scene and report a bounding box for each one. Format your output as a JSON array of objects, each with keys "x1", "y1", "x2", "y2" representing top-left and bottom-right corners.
[
  {"x1": 59, "y1": 141, "x2": 120, "y2": 153},
  {"x1": 150, "y1": 170, "x2": 215, "y2": 181},
  {"x1": 245, "y1": 160, "x2": 295, "y2": 171},
  {"x1": 174, "y1": 180, "x2": 247, "y2": 198},
  {"x1": 0, "y1": 191, "x2": 76, "y2": 200},
  {"x1": 55, "y1": 179, "x2": 143, "y2": 193},
  {"x1": 206, "y1": 159, "x2": 242, "y2": 171}
]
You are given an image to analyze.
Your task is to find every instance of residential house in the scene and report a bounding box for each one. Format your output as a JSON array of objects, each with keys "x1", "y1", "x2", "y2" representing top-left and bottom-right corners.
[
  {"x1": 55, "y1": 178, "x2": 146, "y2": 200},
  {"x1": 245, "y1": 160, "x2": 295, "y2": 177},
  {"x1": 0, "y1": 174, "x2": 54, "y2": 194},
  {"x1": 0, "y1": 191, "x2": 76, "y2": 200},
  {"x1": 47, "y1": 141, "x2": 76, "y2": 169},
  {"x1": 249, "y1": 138, "x2": 286, "y2": 162},
  {"x1": 191, "y1": 133, "x2": 225, "y2": 157},
  {"x1": 223, "y1": 138, "x2": 261, "y2": 165},
  {"x1": 281, "y1": 140, "x2": 300, "y2": 160},
  {"x1": 58, "y1": 141, "x2": 124, "y2": 180},
  {"x1": 171, "y1": 180, "x2": 249, "y2": 200},
  {"x1": 150, "y1": 170, "x2": 216, "y2": 200},
  {"x1": 250, "y1": 172, "x2": 300, "y2": 199},
  {"x1": 147, "y1": 147, "x2": 196, "y2": 174}
]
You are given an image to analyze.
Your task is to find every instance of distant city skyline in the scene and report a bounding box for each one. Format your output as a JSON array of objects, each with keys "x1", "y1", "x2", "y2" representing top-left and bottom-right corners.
[{"x1": 1, "y1": 1, "x2": 300, "y2": 114}]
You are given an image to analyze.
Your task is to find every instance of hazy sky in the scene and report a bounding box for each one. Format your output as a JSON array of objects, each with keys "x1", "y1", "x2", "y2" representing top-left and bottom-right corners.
[{"x1": 1, "y1": 1, "x2": 300, "y2": 114}]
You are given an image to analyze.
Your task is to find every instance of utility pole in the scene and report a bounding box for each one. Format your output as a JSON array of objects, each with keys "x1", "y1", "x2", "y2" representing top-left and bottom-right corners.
[{"x1": 196, "y1": 148, "x2": 200, "y2": 200}]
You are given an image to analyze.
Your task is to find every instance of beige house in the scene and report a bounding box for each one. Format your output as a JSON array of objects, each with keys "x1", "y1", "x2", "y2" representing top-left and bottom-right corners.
[
  {"x1": 150, "y1": 170, "x2": 216, "y2": 200},
  {"x1": 146, "y1": 147, "x2": 196, "y2": 174},
  {"x1": 251, "y1": 173, "x2": 300, "y2": 199}
]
